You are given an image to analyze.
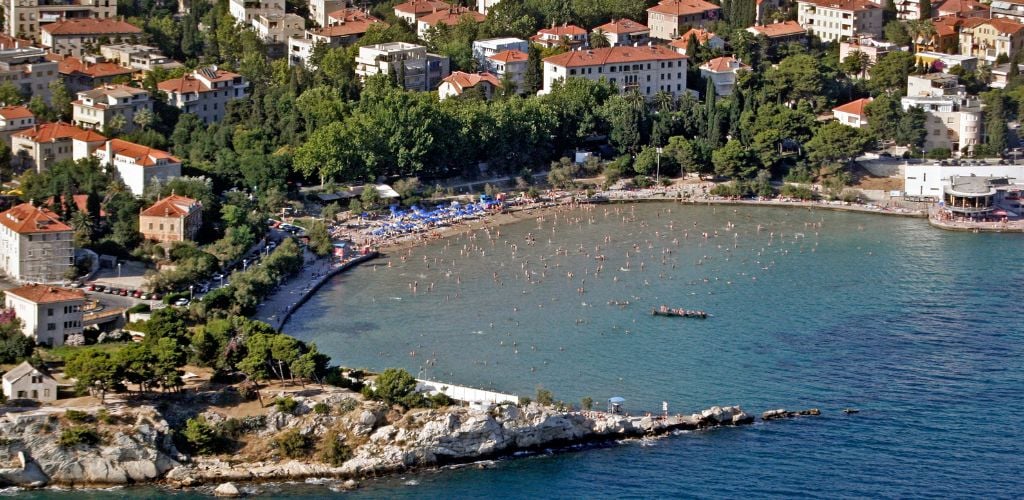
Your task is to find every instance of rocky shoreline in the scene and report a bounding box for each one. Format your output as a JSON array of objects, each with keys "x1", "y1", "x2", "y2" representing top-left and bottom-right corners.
[{"x1": 0, "y1": 398, "x2": 821, "y2": 492}]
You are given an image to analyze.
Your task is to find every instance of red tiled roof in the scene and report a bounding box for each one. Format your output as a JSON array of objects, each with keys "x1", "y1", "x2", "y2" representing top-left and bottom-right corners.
[
  {"x1": 833, "y1": 97, "x2": 872, "y2": 116},
  {"x1": 544, "y1": 45, "x2": 686, "y2": 68},
  {"x1": 669, "y1": 28, "x2": 719, "y2": 50},
  {"x1": 141, "y1": 194, "x2": 199, "y2": 218},
  {"x1": 0, "y1": 203, "x2": 72, "y2": 235},
  {"x1": 41, "y1": 18, "x2": 142, "y2": 36},
  {"x1": 157, "y1": 68, "x2": 241, "y2": 95},
  {"x1": 46, "y1": 194, "x2": 105, "y2": 217},
  {"x1": 489, "y1": 49, "x2": 529, "y2": 63},
  {"x1": 419, "y1": 7, "x2": 486, "y2": 27},
  {"x1": 105, "y1": 139, "x2": 179, "y2": 167},
  {"x1": 394, "y1": 0, "x2": 452, "y2": 15},
  {"x1": 5, "y1": 284, "x2": 84, "y2": 304},
  {"x1": 594, "y1": 19, "x2": 649, "y2": 34},
  {"x1": 747, "y1": 21, "x2": 807, "y2": 38},
  {"x1": 932, "y1": 16, "x2": 964, "y2": 37},
  {"x1": 0, "y1": 33, "x2": 35, "y2": 50},
  {"x1": 0, "y1": 105, "x2": 33, "y2": 120},
  {"x1": 13, "y1": 121, "x2": 106, "y2": 143},
  {"x1": 319, "y1": 10, "x2": 386, "y2": 36},
  {"x1": 536, "y1": 24, "x2": 587, "y2": 37},
  {"x1": 701, "y1": 56, "x2": 749, "y2": 72},
  {"x1": 441, "y1": 71, "x2": 502, "y2": 93},
  {"x1": 53, "y1": 55, "x2": 135, "y2": 79},
  {"x1": 647, "y1": 0, "x2": 721, "y2": 16},
  {"x1": 934, "y1": 0, "x2": 988, "y2": 15},
  {"x1": 798, "y1": 0, "x2": 879, "y2": 11},
  {"x1": 961, "y1": 17, "x2": 1024, "y2": 35}
]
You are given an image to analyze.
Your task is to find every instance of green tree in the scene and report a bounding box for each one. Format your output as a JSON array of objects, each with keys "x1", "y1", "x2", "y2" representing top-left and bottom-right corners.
[
  {"x1": 181, "y1": 416, "x2": 220, "y2": 454},
  {"x1": 306, "y1": 220, "x2": 333, "y2": 256},
  {"x1": 372, "y1": 368, "x2": 419, "y2": 408},
  {"x1": 64, "y1": 348, "x2": 122, "y2": 402},
  {"x1": 805, "y1": 121, "x2": 873, "y2": 169},
  {"x1": 841, "y1": 51, "x2": 871, "y2": 79},
  {"x1": 49, "y1": 80, "x2": 74, "y2": 121},
  {"x1": 884, "y1": 21, "x2": 911, "y2": 46},
  {"x1": 589, "y1": 29, "x2": 611, "y2": 48},
  {"x1": 0, "y1": 82, "x2": 25, "y2": 105},
  {"x1": 712, "y1": 139, "x2": 755, "y2": 179},
  {"x1": 870, "y1": 51, "x2": 916, "y2": 95}
]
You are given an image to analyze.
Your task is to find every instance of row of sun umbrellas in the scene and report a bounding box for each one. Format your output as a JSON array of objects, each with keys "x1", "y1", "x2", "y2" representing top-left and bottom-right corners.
[{"x1": 370, "y1": 198, "x2": 502, "y2": 237}]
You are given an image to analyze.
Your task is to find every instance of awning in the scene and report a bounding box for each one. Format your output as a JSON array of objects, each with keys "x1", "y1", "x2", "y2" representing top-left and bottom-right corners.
[{"x1": 608, "y1": 396, "x2": 625, "y2": 404}]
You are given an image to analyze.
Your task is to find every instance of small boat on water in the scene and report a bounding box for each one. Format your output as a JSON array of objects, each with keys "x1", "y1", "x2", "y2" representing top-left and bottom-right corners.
[
  {"x1": 608, "y1": 300, "x2": 631, "y2": 306},
  {"x1": 651, "y1": 306, "x2": 708, "y2": 319}
]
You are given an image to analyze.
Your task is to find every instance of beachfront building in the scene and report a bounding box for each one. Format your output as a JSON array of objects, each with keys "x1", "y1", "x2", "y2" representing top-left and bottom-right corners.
[
  {"x1": 4, "y1": 285, "x2": 84, "y2": 347},
  {"x1": 2, "y1": 0, "x2": 117, "y2": 43},
  {"x1": 700, "y1": 56, "x2": 749, "y2": 97},
  {"x1": 957, "y1": 17, "x2": 1024, "y2": 63},
  {"x1": 0, "y1": 35, "x2": 57, "y2": 103},
  {"x1": 288, "y1": 9, "x2": 386, "y2": 68},
  {"x1": 354, "y1": 42, "x2": 451, "y2": 91},
  {"x1": 832, "y1": 97, "x2": 872, "y2": 128},
  {"x1": 393, "y1": 0, "x2": 451, "y2": 24},
  {"x1": 54, "y1": 55, "x2": 135, "y2": 94},
  {"x1": 593, "y1": 19, "x2": 650, "y2": 47},
  {"x1": 541, "y1": 45, "x2": 688, "y2": 99},
  {"x1": 0, "y1": 203, "x2": 74, "y2": 283},
  {"x1": 746, "y1": 21, "x2": 809, "y2": 45},
  {"x1": 100, "y1": 44, "x2": 182, "y2": 73},
  {"x1": 417, "y1": 7, "x2": 486, "y2": 39},
  {"x1": 902, "y1": 73, "x2": 983, "y2": 154},
  {"x1": 668, "y1": 28, "x2": 725, "y2": 55},
  {"x1": 40, "y1": 19, "x2": 143, "y2": 58},
  {"x1": 0, "y1": 105, "x2": 35, "y2": 144},
  {"x1": 438, "y1": 71, "x2": 501, "y2": 100},
  {"x1": 94, "y1": 139, "x2": 181, "y2": 195},
  {"x1": 157, "y1": 66, "x2": 249, "y2": 124},
  {"x1": 647, "y1": 0, "x2": 722, "y2": 40},
  {"x1": 796, "y1": 0, "x2": 883, "y2": 43},
  {"x1": 531, "y1": 24, "x2": 587, "y2": 49},
  {"x1": 905, "y1": 163, "x2": 1024, "y2": 199},
  {"x1": 2, "y1": 362, "x2": 58, "y2": 402},
  {"x1": 139, "y1": 194, "x2": 202, "y2": 243},
  {"x1": 10, "y1": 122, "x2": 105, "y2": 172},
  {"x1": 72, "y1": 84, "x2": 152, "y2": 133}
]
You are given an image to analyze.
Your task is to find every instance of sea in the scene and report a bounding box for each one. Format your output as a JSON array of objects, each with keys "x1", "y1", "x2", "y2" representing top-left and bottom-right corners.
[{"x1": 15, "y1": 203, "x2": 1024, "y2": 498}]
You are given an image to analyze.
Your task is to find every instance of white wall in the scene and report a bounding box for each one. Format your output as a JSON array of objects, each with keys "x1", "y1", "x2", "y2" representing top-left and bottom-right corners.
[{"x1": 904, "y1": 164, "x2": 1024, "y2": 197}]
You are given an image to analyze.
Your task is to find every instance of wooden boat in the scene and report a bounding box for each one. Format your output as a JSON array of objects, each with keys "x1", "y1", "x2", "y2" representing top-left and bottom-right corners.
[{"x1": 651, "y1": 308, "x2": 708, "y2": 319}]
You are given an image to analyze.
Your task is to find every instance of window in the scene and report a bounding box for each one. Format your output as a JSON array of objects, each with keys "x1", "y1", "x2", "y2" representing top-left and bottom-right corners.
[
  {"x1": 32, "y1": 375, "x2": 42, "y2": 383},
  {"x1": 47, "y1": 323, "x2": 56, "y2": 331},
  {"x1": 47, "y1": 308, "x2": 53, "y2": 316}
]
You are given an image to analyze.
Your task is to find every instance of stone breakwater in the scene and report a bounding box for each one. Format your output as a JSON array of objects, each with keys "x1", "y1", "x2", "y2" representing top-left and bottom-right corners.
[{"x1": 0, "y1": 399, "x2": 820, "y2": 489}]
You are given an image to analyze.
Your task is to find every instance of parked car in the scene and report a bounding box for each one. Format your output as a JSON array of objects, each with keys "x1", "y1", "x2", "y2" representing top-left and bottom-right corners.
[
  {"x1": 87, "y1": 283, "x2": 97, "y2": 291},
  {"x1": 174, "y1": 298, "x2": 190, "y2": 307},
  {"x1": 105, "y1": 287, "x2": 118, "y2": 294},
  {"x1": 119, "y1": 289, "x2": 129, "y2": 296},
  {"x1": 149, "y1": 292, "x2": 162, "y2": 301}
]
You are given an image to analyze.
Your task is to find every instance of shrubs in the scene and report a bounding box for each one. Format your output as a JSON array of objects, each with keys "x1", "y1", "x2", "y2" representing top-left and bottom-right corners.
[
  {"x1": 64, "y1": 409, "x2": 94, "y2": 423},
  {"x1": 369, "y1": 368, "x2": 419, "y2": 408},
  {"x1": 337, "y1": 398, "x2": 359, "y2": 414},
  {"x1": 59, "y1": 426, "x2": 100, "y2": 447},
  {"x1": 779, "y1": 184, "x2": 816, "y2": 200},
  {"x1": 180, "y1": 416, "x2": 220, "y2": 455},
  {"x1": 319, "y1": 431, "x2": 352, "y2": 466},
  {"x1": 535, "y1": 387, "x2": 554, "y2": 406},
  {"x1": 275, "y1": 396, "x2": 299, "y2": 415},
  {"x1": 274, "y1": 428, "x2": 312, "y2": 458},
  {"x1": 313, "y1": 402, "x2": 331, "y2": 415}
]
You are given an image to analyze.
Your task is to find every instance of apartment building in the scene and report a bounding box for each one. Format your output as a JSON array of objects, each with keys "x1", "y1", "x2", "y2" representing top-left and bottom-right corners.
[
  {"x1": 991, "y1": 0, "x2": 1024, "y2": 23},
  {"x1": 486, "y1": 49, "x2": 528, "y2": 91},
  {"x1": 902, "y1": 73, "x2": 983, "y2": 153},
  {"x1": 417, "y1": 7, "x2": 485, "y2": 39},
  {"x1": 288, "y1": 10, "x2": 386, "y2": 67},
  {"x1": 71, "y1": 84, "x2": 151, "y2": 133},
  {"x1": 54, "y1": 54, "x2": 134, "y2": 93},
  {"x1": 647, "y1": 0, "x2": 722, "y2": 40},
  {"x1": 139, "y1": 194, "x2": 202, "y2": 243},
  {"x1": 393, "y1": 0, "x2": 450, "y2": 24},
  {"x1": 796, "y1": 0, "x2": 883, "y2": 42},
  {"x1": 10, "y1": 121, "x2": 105, "y2": 171},
  {"x1": 354, "y1": 42, "x2": 451, "y2": 91},
  {"x1": 228, "y1": 0, "x2": 284, "y2": 24},
  {"x1": 308, "y1": 0, "x2": 345, "y2": 26},
  {"x1": 4, "y1": 285, "x2": 84, "y2": 346},
  {"x1": 700, "y1": 56, "x2": 749, "y2": 97},
  {"x1": 593, "y1": 19, "x2": 650, "y2": 47},
  {"x1": 0, "y1": 203, "x2": 74, "y2": 284},
  {"x1": 2, "y1": 0, "x2": 117, "y2": 43},
  {"x1": 100, "y1": 43, "x2": 182, "y2": 72},
  {"x1": 958, "y1": 17, "x2": 1024, "y2": 63},
  {"x1": 542, "y1": 45, "x2": 688, "y2": 99},
  {"x1": 251, "y1": 12, "x2": 304, "y2": 57},
  {"x1": 0, "y1": 34, "x2": 57, "y2": 102},
  {"x1": 157, "y1": 66, "x2": 249, "y2": 124},
  {"x1": 94, "y1": 138, "x2": 181, "y2": 195},
  {"x1": 531, "y1": 24, "x2": 587, "y2": 49},
  {"x1": 40, "y1": 18, "x2": 143, "y2": 57},
  {"x1": 0, "y1": 105, "x2": 34, "y2": 144}
]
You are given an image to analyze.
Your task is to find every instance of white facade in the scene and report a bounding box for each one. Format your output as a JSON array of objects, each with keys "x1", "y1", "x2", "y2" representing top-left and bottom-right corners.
[
  {"x1": 797, "y1": 0, "x2": 883, "y2": 42},
  {"x1": 355, "y1": 42, "x2": 451, "y2": 91},
  {"x1": 0, "y1": 40, "x2": 57, "y2": 103},
  {"x1": 308, "y1": 0, "x2": 345, "y2": 26},
  {"x1": 2, "y1": 362, "x2": 58, "y2": 402},
  {"x1": 902, "y1": 74, "x2": 983, "y2": 154},
  {"x1": 542, "y1": 46, "x2": 688, "y2": 99},
  {"x1": 157, "y1": 67, "x2": 249, "y2": 124},
  {"x1": 5, "y1": 287, "x2": 84, "y2": 347},
  {"x1": 905, "y1": 164, "x2": 1024, "y2": 198},
  {"x1": 473, "y1": 37, "x2": 528, "y2": 68},
  {"x1": 93, "y1": 139, "x2": 182, "y2": 195},
  {"x1": 100, "y1": 44, "x2": 182, "y2": 72},
  {"x1": 3, "y1": 0, "x2": 117, "y2": 43},
  {"x1": 252, "y1": 12, "x2": 304, "y2": 44},
  {"x1": 72, "y1": 84, "x2": 152, "y2": 133},
  {"x1": 699, "y1": 57, "x2": 749, "y2": 97},
  {"x1": 477, "y1": 0, "x2": 501, "y2": 14},
  {"x1": 0, "y1": 204, "x2": 74, "y2": 284},
  {"x1": 229, "y1": 0, "x2": 285, "y2": 24}
]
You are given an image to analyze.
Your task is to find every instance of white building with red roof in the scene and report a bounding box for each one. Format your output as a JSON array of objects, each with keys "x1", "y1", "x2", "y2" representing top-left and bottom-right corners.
[
  {"x1": 40, "y1": 18, "x2": 143, "y2": 58},
  {"x1": 417, "y1": 7, "x2": 486, "y2": 38},
  {"x1": 542, "y1": 45, "x2": 688, "y2": 99},
  {"x1": 10, "y1": 121, "x2": 106, "y2": 171},
  {"x1": 797, "y1": 0, "x2": 883, "y2": 42},
  {"x1": 0, "y1": 106, "x2": 35, "y2": 144},
  {"x1": 157, "y1": 66, "x2": 249, "y2": 124},
  {"x1": 0, "y1": 204, "x2": 75, "y2": 284},
  {"x1": 94, "y1": 139, "x2": 181, "y2": 195},
  {"x1": 668, "y1": 28, "x2": 725, "y2": 55},
  {"x1": 700, "y1": 56, "x2": 749, "y2": 97},
  {"x1": 593, "y1": 19, "x2": 650, "y2": 47},
  {"x1": 647, "y1": 0, "x2": 722, "y2": 40},
  {"x1": 393, "y1": 0, "x2": 452, "y2": 24},
  {"x1": 139, "y1": 194, "x2": 202, "y2": 243},
  {"x1": 4, "y1": 285, "x2": 84, "y2": 346},
  {"x1": 288, "y1": 9, "x2": 387, "y2": 68},
  {"x1": 71, "y1": 84, "x2": 152, "y2": 134},
  {"x1": 832, "y1": 97, "x2": 873, "y2": 128},
  {"x1": 438, "y1": 71, "x2": 502, "y2": 100},
  {"x1": 746, "y1": 21, "x2": 808, "y2": 44},
  {"x1": 53, "y1": 54, "x2": 137, "y2": 94},
  {"x1": 487, "y1": 49, "x2": 529, "y2": 91},
  {"x1": 3, "y1": 0, "x2": 116, "y2": 44},
  {"x1": 309, "y1": 0, "x2": 347, "y2": 27},
  {"x1": 531, "y1": 24, "x2": 588, "y2": 49}
]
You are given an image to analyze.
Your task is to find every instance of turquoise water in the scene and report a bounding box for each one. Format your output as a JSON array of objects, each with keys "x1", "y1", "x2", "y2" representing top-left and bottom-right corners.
[{"x1": 17, "y1": 204, "x2": 1024, "y2": 498}]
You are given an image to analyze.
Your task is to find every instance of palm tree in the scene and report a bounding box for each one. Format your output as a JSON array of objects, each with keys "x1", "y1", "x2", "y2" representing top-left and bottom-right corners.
[
  {"x1": 624, "y1": 89, "x2": 646, "y2": 113},
  {"x1": 589, "y1": 29, "x2": 610, "y2": 49},
  {"x1": 653, "y1": 90, "x2": 675, "y2": 113},
  {"x1": 69, "y1": 210, "x2": 94, "y2": 247}
]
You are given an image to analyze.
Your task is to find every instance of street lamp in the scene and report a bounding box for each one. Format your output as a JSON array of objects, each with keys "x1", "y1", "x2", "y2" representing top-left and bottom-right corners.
[
  {"x1": 656, "y1": 147, "x2": 663, "y2": 185},
  {"x1": 189, "y1": 285, "x2": 194, "y2": 300},
  {"x1": 117, "y1": 262, "x2": 121, "y2": 279},
  {"x1": 243, "y1": 258, "x2": 250, "y2": 271}
]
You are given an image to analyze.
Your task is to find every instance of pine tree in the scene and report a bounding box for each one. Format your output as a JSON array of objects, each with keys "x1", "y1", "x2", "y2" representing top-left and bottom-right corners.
[{"x1": 522, "y1": 46, "x2": 542, "y2": 94}]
